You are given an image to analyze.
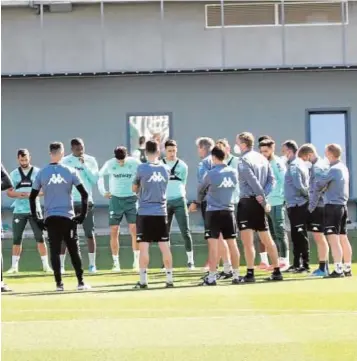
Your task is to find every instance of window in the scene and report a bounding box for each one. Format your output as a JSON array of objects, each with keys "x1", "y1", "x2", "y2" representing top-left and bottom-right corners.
[
  {"x1": 205, "y1": 1, "x2": 348, "y2": 29},
  {"x1": 127, "y1": 113, "x2": 172, "y2": 155},
  {"x1": 307, "y1": 110, "x2": 349, "y2": 166}
]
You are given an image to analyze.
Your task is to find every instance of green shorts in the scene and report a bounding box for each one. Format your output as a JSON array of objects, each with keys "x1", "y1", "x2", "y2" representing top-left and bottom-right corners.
[
  {"x1": 109, "y1": 196, "x2": 137, "y2": 226},
  {"x1": 74, "y1": 202, "x2": 95, "y2": 239},
  {"x1": 12, "y1": 213, "x2": 44, "y2": 245}
]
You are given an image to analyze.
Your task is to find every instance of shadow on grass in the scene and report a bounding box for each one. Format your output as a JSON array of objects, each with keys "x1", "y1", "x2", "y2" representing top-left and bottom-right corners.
[{"x1": 3, "y1": 274, "x2": 335, "y2": 298}]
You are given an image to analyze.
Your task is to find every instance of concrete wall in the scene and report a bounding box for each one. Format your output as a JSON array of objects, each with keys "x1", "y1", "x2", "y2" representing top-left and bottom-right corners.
[
  {"x1": 2, "y1": 2, "x2": 357, "y2": 74},
  {"x1": 1, "y1": 71, "x2": 357, "y2": 225}
]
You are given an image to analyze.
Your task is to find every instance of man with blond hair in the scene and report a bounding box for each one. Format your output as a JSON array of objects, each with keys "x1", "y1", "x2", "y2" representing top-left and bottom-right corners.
[
  {"x1": 309, "y1": 144, "x2": 352, "y2": 277},
  {"x1": 236, "y1": 132, "x2": 282, "y2": 282},
  {"x1": 298, "y1": 143, "x2": 330, "y2": 276}
]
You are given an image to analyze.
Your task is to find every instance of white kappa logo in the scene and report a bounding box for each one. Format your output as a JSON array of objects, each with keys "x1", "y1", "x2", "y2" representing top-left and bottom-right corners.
[
  {"x1": 218, "y1": 177, "x2": 235, "y2": 188},
  {"x1": 148, "y1": 172, "x2": 166, "y2": 183},
  {"x1": 48, "y1": 174, "x2": 67, "y2": 185}
]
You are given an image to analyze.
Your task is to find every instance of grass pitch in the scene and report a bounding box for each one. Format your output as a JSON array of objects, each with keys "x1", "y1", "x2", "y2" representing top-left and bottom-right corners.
[{"x1": 2, "y1": 235, "x2": 357, "y2": 361}]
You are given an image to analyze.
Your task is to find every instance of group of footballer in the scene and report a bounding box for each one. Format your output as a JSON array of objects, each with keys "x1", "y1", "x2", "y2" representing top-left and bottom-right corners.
[{"x1": 0, "y1": 130, "x2": 353, "y2": 290}]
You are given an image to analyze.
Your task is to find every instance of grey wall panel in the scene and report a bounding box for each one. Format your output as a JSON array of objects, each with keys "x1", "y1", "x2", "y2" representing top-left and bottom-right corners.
[
  {"x1": 1, "y1": 71, "x2": 357, "y2": 209},
  {"x1": 163, "y1": 3, "x2": 221, "y2": 69},
  {"x1": 1, "y1": 8, "x2": 43, "y2": 74},
  {"x1": 2, "y1": 3, "x2": 357, "y2": 74},
  {"x1": 43, "y1": 4, "x2": 103, "y2": 72},
  {"x1": 224, "y1": 27, "x2": 283, "y2": 67},
  {"x1": 103, "y1": 4, "x2": 163, "y2": 70}
]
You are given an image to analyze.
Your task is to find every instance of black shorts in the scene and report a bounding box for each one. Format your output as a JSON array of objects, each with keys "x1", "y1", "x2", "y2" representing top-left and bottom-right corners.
[
  {"x1": 136, "y1": 215, "x2": 169, "y2": 242},
  {"x1": 324, "y1": 204, "x2": 348, "y2": 235},
  {"x1": 237, "y1": 197, "x2": 268, "y2": 232},
  {"x1": 205, "y1": 210, "x2": 237, "y2": 240},
  {"x1": 308, "y1": 206, "x2": 324, "y2": 233},
  {"x1": 287, "y1": 203, "x2": 308, "y2": 230}
]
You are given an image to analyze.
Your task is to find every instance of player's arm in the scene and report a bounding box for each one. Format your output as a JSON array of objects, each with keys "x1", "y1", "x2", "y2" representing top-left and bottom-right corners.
[
  {"x1": 291, "y1": 165, "x2": 309, "y2": 197},
  {"x1": 240, "y1": 159, "x2": 266, "y2": 200},
  {"x1": 97, "y1": 161, "x2": 109, "y2": 196},
  {"x1": 181, "y1": 162, "x2": 188, "y2": 185},
  {"x1": 1, "y1": 164, "x2": 13, "y2": 191},
  {"x1": 132, "y1": 167, "x2": 141, "y2": 194},
  {"x1": 83, "y1": 157, "x2": 99, "y2": 185},
  {"x1": 72, "y1": 170, "x2": 89, "y2": 223},
  {"x1": 197, "y1": 173, "x2": 210, "y2": 205},
  {"x1": 263, "y1": 163, "x2": 276, "y2": 197},
  {"x1": 309, "y1": 168, "x2": 334, "y2": 212},
  {"x1": 29, "y1": 172, "x2": 43, "y2": 224}
]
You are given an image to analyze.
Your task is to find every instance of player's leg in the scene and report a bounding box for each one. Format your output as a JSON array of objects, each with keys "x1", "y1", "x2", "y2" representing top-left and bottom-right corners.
[
  {"x1": 287, "y1": 206, "x2": 303, "y2": 271},
  {"x1": 258, "y1": 215, "x2": 271, "y2": 270},
  {"x1": 109, "y1": 196, "x2": 123, "y2": 271},
  {"x1": 63, "y1": 218, "x2": 88, "y2": 290},
  {"x1": 237, "y1": 199, "x2": 256, "y2": 282},
  {"x1": 324, "y1": 205, "x2": 344, "y2": 277},
  {"x1": 124, "y1": 197, "x2": 139, "y2": 270},
  {"x1": 273, "y1": 205, "x2": 290, "y2": 270},
  {"x1": 46, "y1": 217, "x2": 65, "y2": 290},
  {"x1": 81, "y1": 204, "x2": 96, "y2": 273},
  {"x1": 309, "y1": 208, "x2": 329, "y2": 277},
  {"x1": 29, "y1": 215, "x2": 51, "y2": 272},
  {"x1": 340, "y1": 206, "x2": 352, "y2": 277},
  {"x1": 8, "y1": 214, "x2": 27, "y2": 273},
  {"x1": 174, "y1": 198, "x2": 195, "y2": 269},
  {"x1": 217, "y1": 236, "x2": 232, "y2": 279},
  {"x1": 157, "y1": 216, "x2": 173, "y2": 287},
  {"x1": 220, "y1": 210, "x2": 240, "y2": 284},
  {"x1": 59, "y1": 242, "x2": 67, "y2": 274},
  {"x1": 201, "y1": 200, "x2": 209, "y2": 270},
  {"x1": 135, "y1": 215, "x2": 150, "y2": 288},
  {"x1": 201, "y1": 211, "x2": 219, "y2": 286}
]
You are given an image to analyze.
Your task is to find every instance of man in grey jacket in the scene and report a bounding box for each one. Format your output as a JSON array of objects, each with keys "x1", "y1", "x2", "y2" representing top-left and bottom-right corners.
[
  {"x1": 309, "y1": 144, "x2": 352, "y2": 278},
  {"x1": 283, "y1": 140, "x2": 310, "y2": 272},
  {"x1": 236, "y1": 132, "x2": 282, "y2": 283}
]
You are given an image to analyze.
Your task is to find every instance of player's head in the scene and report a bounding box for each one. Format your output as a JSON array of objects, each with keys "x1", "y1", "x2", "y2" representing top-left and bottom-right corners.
[
  {"x1": 17, "y1": 149, "x2": 31, "y2": 168},
  {"x1": 145, "y1": 140, "x2": 159, "y2": 159},
  {"x1": 196, "y1": 137, "x2": 214, "y2": 159},
  {"x1": 114, "y1": 146, "x2": 127, "y2": 162},
  {"x1": 259, "y1": 139, "x2": 275, "y2": 160},
  {"x1": 325, "y1": 143, "x2": 342, "y2": 163},
  {"x1": 152, "y1": 133, "x2": 161, "y2": 144},
  {"x1": 70, "y1": 138, "x2": 85, "y2": 157},
  {"x1": 282, "y1": 140, "x2": 298, "y2": 160},
  {"x1": 215, "y1": 138, "x2": 230, "y2": 157},
  {"x1": 297, "y1": 143, "x2": 318, "y2": 162},
  {"x1": 49, "y1": 142, "x2": 65, "y2": 162},
  {"x1": 258, "y1": 135, "x2": 272, "y2": 143},
  {"x1": 211, "y1": 146, "x2": 225, "y2": 165},
  {"x1": 139, "y1": 136, "x2": 146, "y2": 147},
  {"x1": 236, "y1": 132, "x2": 254, "y2": 153},
  {"x1": 165, "y1": 139, "x2": 177, "y2": 161}
]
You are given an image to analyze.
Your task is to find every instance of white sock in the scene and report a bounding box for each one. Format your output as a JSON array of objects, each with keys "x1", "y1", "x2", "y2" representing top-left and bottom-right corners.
[
  {"x1": 334, "y1": 262, "x2": 343, "y2": 274},
  {"x1": 41, "y1": 256, "x2": 49, "y2": 267},
  {"x1": 223, "y1": 262, "x2": 232, "y2": 274},
  {"x1": 186, "y1": 251, "x2": 194, "y2": 264},
  {"x1": 233, "y1": 269, "x2": 240, "y2": 280},
  {"x1": 140, "y1": 268, "x2": 148, "y2": 285},
  {"x1": 134, "y1": 250, "x2": 140, "y2": 261},
  {"x1": 60, "y1": 254, "x2": 66, "y2": 268},
  {"x1": 88, "y1": 253, "x2": 96, "y2": 267},
  {"x1": 112, "y1": 255, "x2": 119, "y2": 264},
  {"x1": 165, "y1": 268, "x2": 173, "y2": 283},
  {"x1": 1, "y1": 281, "x2": 4, "y2": 287},
  {"x1": 11, "y1": 255, "x2": 19, "y2": 268},
  {"x1": 260, "y1": 252, "x2": 269, "y2": 265},
  {"x1": 344, "y1": 262, "x2": 351, "y2": 271},
  {"x1": 208, "y1": 271, "x2": 217, "y2": 283}
]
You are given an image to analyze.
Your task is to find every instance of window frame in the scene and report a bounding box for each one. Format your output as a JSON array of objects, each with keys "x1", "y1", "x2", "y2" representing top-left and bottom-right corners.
[
  {"x1": 305, "y1": 108, "x2": 353, "y2": 197},
  {"x1": 126, "y1": 112, "x2": 173, "y2": 154},
  {"x1": 205, "y1": 1, "x2": 348, "y2": 29}
]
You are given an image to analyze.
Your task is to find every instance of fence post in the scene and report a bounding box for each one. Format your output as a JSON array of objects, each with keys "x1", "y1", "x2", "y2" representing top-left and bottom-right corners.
[
  {"x1": 220, "y1": 0, "x2": 226, "y2": 68},
  {"x1": 40, "y1": 3, "x2": 45, "y2": 73},
  {"x1": 160, "y1": 0, "x2": 166, "y2": 70},
  {"x1": 341, "y1": 0, "x2": 347, "y2": 65},
  {"x1": 100, "y1": 0, "x2": 106, "y2": 71}
]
